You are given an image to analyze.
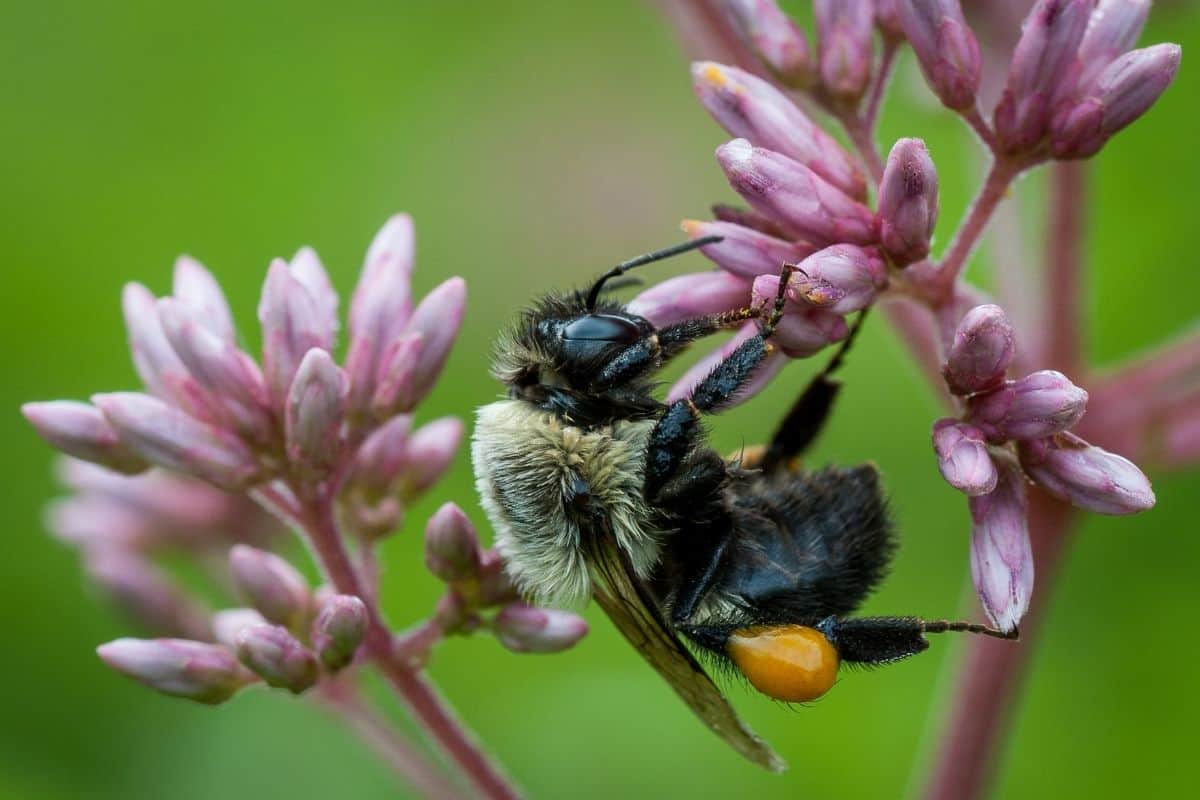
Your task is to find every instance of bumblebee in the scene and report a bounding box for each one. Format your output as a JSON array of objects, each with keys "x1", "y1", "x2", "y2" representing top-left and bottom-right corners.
[{"x1": 471, "y1": 238, "x2": 1014, "y2": 770}]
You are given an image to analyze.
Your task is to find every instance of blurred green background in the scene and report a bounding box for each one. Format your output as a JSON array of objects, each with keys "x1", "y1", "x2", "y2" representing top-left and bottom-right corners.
[{"x1": 3, "y1": 1, "x2": 1198, "y2": 798}]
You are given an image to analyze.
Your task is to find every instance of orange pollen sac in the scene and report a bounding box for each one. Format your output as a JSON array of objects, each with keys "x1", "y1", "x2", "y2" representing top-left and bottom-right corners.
[{"x1": 727, "y1": 625, "x2": 840, "y2": 702}]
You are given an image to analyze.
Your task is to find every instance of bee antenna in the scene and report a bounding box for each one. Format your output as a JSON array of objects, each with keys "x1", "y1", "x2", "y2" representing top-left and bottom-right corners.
[
  {"x1": 585, "y1": 236, "x2": 723, "y2": 310},
  {"x1": 921, "y1": 619, "x2": 1020, "y2": 640}
]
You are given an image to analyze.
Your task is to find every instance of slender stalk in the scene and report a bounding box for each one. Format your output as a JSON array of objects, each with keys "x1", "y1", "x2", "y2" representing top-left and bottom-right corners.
[
  {"x1": 843, "y1": 113, "x2": 885, "y2": 184},
  {"x1": 1043, "y1": 163, "x2": 1087, "y2": 376},
  {"x1": 1096, "y1": 328, "x2": 1200, "y2": 397},
  {"x1": 924, "y1": 491, "x2": 1076, "y2": 800},
  {"x1": 863, "y1": 42, "x2": 898, "y2": 139},
  {"x1": 961, "y1": 105, "x2": 996, "y2": 150}
]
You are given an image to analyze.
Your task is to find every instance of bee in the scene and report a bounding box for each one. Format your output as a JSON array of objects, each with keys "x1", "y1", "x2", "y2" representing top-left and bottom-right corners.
[{"x1": 471, "y1": 237, "x2": 1016, "y2": 771}]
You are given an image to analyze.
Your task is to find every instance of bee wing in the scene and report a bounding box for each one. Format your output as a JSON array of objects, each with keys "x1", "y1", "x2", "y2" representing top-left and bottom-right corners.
[{"x1": 588, "y1": 536, "x2": 786, "y2": 773}]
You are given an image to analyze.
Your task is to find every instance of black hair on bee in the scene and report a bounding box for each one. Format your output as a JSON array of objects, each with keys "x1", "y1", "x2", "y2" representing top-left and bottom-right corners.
[{"x1": 471, "y1": 237, "x2": 1016, "y2": 771}]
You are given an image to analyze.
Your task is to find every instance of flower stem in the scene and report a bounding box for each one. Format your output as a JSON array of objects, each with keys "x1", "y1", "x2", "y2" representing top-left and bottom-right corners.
[
  {"x1": 1043, "y1": 162, "x2": 1087, "y2": 376},
  {"x1": 864, "y1": 42, "x2": 898, "y2": 139},
  {"x1": 843, "y1": 112, "x2": 885, "y2": 184},
  {"x1": 923, "y1": 490, "x2": 1076, "y2": 800}
]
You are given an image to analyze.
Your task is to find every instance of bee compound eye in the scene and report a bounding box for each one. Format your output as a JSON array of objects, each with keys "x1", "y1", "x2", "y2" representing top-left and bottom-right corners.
[
  {"x1": 727, "y1": 625, "x2": 840, "y2": 703},
  {"x1": 561, "y1": 314, "x2": 643, "y2": 343}
]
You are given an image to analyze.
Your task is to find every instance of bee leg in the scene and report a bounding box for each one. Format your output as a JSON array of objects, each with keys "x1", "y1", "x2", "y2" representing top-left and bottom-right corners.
[{"x1": 816, "y1": 615, "x2": 1017, "y2": 665}]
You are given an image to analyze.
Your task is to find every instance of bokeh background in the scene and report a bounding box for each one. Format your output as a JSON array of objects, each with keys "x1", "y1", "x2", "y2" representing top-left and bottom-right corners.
[{"x1": 3, "y1": 2, "x2": 1198, "y2": 798}]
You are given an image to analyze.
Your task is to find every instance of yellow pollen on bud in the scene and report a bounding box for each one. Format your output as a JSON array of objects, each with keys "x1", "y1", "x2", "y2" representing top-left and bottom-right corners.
[
  {"x1": 702, "y1": 63, "x2": 729, "y2": 88},
  {"x1": 727, "y1": 625, "x2": 839, "y2": 702},
  {"x1": 680, "y1": 219, "x2": 703, "y2": 237}
]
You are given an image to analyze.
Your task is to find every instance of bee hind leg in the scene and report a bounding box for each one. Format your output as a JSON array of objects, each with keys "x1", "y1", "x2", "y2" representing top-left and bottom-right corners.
[{"x1": 816, "y1": 615, "x2": 1018, "y2": 665}]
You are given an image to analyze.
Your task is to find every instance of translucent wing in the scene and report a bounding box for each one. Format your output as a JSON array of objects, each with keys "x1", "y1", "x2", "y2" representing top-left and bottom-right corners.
[{"x1": 587, "y1": 535, "x2": 786, "y2": 773}]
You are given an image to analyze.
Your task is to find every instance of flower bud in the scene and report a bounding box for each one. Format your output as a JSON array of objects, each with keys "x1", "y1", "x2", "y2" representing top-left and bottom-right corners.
[
  {"x1": 968, "y1": 459, "x2": 1032, "y2": 633},
  {"x1": 772, "y1": 309, "x2": 850, "y2": 358},
  {"x1": 424, "y1": 503, "x2": 483, "y2": 583},
  {"x1": 91, "y1": 392, "x2": 265, "y2": 490},
  {"x1": 122, "y1": 283, "x2": 210, "y2": 419},
  {"x1": 1073, "y1": 0, "x2": 1151, "y2": 94},
  {"x1": 259, "y1": 258, "x2": 338, "y2": 408},
  {"x1": 724, "y1": 0, "x2": 812, "y2": 87},
  {"x1": 212, "y1": 608, "x2": 267, "y2": 649},
  {"x1": 876, "y1": 138, "x2": 939, "y2": 267},
  {"x1": 97, "y1": 638, "x2": 252, "y2": 704},
  {"x1": 897, "y1": 0, "x2": 982, "y2": 110},
  {"x1": 814, "y1": 0, "x2": 875, "y2": 103},
  {"x1": 397, "y1": 277, "x2": 466, "y2": 410},
  {"x1": 22, "y1": 401, "x2": 149, "y2": 474},
  {"x1": 311, "y1": 594, "x2": 368, "y2": 671},
  {"x1": 288, "y1": 247, "x2": 340, "y2": 343},
  {"x1": 1018, "y1": 432, "x2": 1155, "y2": 514},
  {"x1": 716, "y1": 139, "x2": 876, "y2": 246},
  {"x1": 692, "y1": 62, "x2": 865, "y2": 200},
  {"x1": 787, "y1": 244, "x2": 888, "y2": 314},
  {"x1": 493, "y1": 604, "x2": 589, "y2": 654},
  {"x1": 86, "y1": 552, "x2": 213, "y2": 640},
  {"x1": 285, "y1": 348, "x2": 349, "y2": 476},
  {"x1": 475, "y1": 550, "x2": 521, "y2": 607},
  {"x1": 667, "y1": 322, "x2": 787, "y2": 407},
  {"x1": 347, "y1": 414, "x2": 412, "y2": 498},
  {"x1": 967, "y1": 370, "x2": 1088, "y2": 442},
  {"x1": 943, "y1": 304, "x2": 1016, "y2": 395},
  {"x1": 628, "y1": 271, "x2": 750, "y2": 327},
  {"x1": 235, "y1": 623, "x2": 319, "y2": 694},
  {"x1": 932, "y1": 419, "x2": 998, "y2": 496},
  {"x1": 400, "y1": 417, "x2": 464, "y2": 500},
  {"x1": 681, "y1": 219, "x2": 815, "y2": 280},
  {"x1": 994, "y1": 0, "x2": 1095, "y2": 154},
  {"x1": 228, "y1": 545, "x2": 311, "y2": 629},
  {"x1": 172, "y1": 255, "x2": 236, "y2": 343},
  {"x1": 371, "y1": 331, "x2": 424, "y2": 419},
  {"x1": 711, "y1": 203, "x2": 786, "y2": 237}
]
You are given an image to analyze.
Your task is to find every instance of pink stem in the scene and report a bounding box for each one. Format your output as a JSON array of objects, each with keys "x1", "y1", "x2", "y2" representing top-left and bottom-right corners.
[
  {"x1": 863, "y1": 41, "x2": 898, "y2": 139},
  {"x1": 924, "y1": 491, "x2": 1077, "y2": 800},
  {"x1": 961, "y1": 105, "x2": 996, "y2": 150},
  {"x1": 1043, "y1": 162, "x2": 1087, "y2": 376},
  {"x1": 1096, "y1": 328, "x2": 1200, "y2": 397},
  {"x1": 843, "y1": 113, "x2": 885, "y2": 184}
]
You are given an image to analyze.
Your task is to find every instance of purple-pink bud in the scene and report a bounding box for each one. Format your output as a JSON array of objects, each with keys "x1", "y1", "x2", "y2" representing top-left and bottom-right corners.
[
  {"x1": 235, "y1": 623, "x2": 319, "y2": 694},
  {"x1": 311, "y1": 594, "x2": 368, "y2": 671},
  {"x1": 711, "y1": 203, "x2": 787, "y2": 237},
  {"x1": 97, "y1": 638, "x2": 252, "y2": 704},
  {"x1": 397, "y1": 277, "x2": 466, "y2": 411},
  {"x1": 172, "y1": 256, "x2": 236, "y2": 343},
  {"x1": 667, "y1": 322, "x2": 788, "y2": 405},
  {"x1": 228, "y1": 544, "x2": 311, "y2": 630},
  {"x1": 967, "y1": 370, "x2": 1088, "y2": 442},
  {"x1": 475, "y1": 549, "x2": 522, "y2": 607},
  {"x1": 716, "y1": 139, "x2": 876, "y2": 246},
  {"x1": 122, "y1": 283, "x2": 210, "y2": 419},
  {"x1": 401, "y1": 417, "x2": 464, "y2": 500},
  {"x1": 692, "y1": 62, "x2": 866, "y2": 200},
  {"x1": 91, "y1": 392, "x2": 265, "y2": 490},
  {"x1": 994, "y1": 0, "x2": 1096, "y2": 154},
  {"x1": 724, "y1": 0, "x2": 812, "y2": 87},
  {"x1": 346, "y1": 215, "x2": 416, "y2": 414},
  {"x1": 1018, "y1": 432, "x2": 1155, "y2": 514},
  {"x1": 258, "y1": 257, "x2": 338, "y2": 408},
  {"x1": 681, "y1": 219, "x2": 815, "y2": 280},
  {"x1": 1073, "y1": 0, "x2": 1151, "y2": 94},
  {"x1": 628, "y1": 271, "x2": 750, "y2": 327},
  {"x1": 968, "y1": 459, "x2": 1033, "y2": 633},
  {"x1": 346, "y1": 414, "x2": 412, "y2": 498},
  {"x1": 932, "y1": 419, "x2": 999, "y2": 496},
  {"x1": 814, "y1": 0, "x2": 875, "y2": 103},
  {"x1": 1050, "y1": 43, "x2": 1182, "y2": 159},
  {"x1": 897, "y1": 0, "x2": 982, "y2": 110},
  {"x1": 285, "y1": 348, "x2": 349, "y2": 476},
  {"x1": 943, "y1": 304, "x2": 1016, "y2": 395},
  {"x1": 86, "y1": 552, "x2": 213, "y2": 640},
  {"x1": 212, "y1": 608, "x2": 268, "y2": 649},
  {"x1": 371, "y1": 332, "x2": 424, "y2": 419},
  {"x1": 493, "y1": 604, "x2": 589, "y2": 654},
  {"x1": 772, "y1": 308, "x2": 850, "y2": 357},
  {"x1": 22, "y1": 401, "x2": 149, "y2": 474},
  {"x1": 787, "y1": 244, "x2": 888, "y2": 314},
  {"x1": 876, "y1": 138, "x2": 939, "y2": 267},
  {"x1": 424, "y1": 503, "x2": 483, "y2": 583}
]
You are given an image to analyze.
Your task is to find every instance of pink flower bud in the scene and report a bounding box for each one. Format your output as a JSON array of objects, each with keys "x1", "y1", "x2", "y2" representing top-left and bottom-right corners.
[
  {"x1": 967, "y1": 370, "x2": 1088, "y2": 442},
  {"x1": 932, "y1": 419, "x2": 998, "y2": 496},
  {"x1": 86, "y1": 552, "x2": 213, "y2": 640},
  {"x1": 994, "y1": 0, "x2": 1095, "y2": 154},
  {"x1": 716, "y1": 139, "x2": 876, "y2": 246},
  {"x1": 398, "y1": 277, "x2": 466, "y2": 410},
  {"x1": 711, "y1": 203, "x2": 787, "y2": 237},
  {"x1": 772, "y1": 308, "x2": 850, "y2": 357},
  {"x1": 1073, "y1": 0, "x2": 1151, "y2": 94},
  {"x1": 667, "y1": 322, "x2": 788, "y2": 406},
  {"x1": 172, "y1": 256, "x2": 236, "y2": 342},
  {"x1": 401, "y1": 417, "x2": 464, "y2": 500},
  {"x1": 371, "y1": 332, "x2": 424, "y2": 419},
  {"x1": 876, "y1": 138, "x2": 939, "y2": 267},
  {"x1": 212, "y1": 608, "x2": 267, "y2": 649},
  {"x1": 346, "y1": 215, "x2": 416, "y2": 414},
  {"x1": 1018, "y1": 432, "x2": 1155, "y2": 514},
  {"x1": 1050, "y1": 43, "x2": 1181, "y2": 159},
  {"x1": 476, "y1": 549, "x2": 521, "y2": 607},
  {"x1": 91, "y1": 392, "x2": 265, "y2": 490},
  {"x1": 235, "y1": 623, "x2": 319, "y2": 694},
  {"x1": 122, "y1": 283, "x2": 210, "y2": 419},
  {"x1": 259, "y1": 257, "x2": 338, "y2": 408},
  {"x1": 787, "y1": 244, "x2": 888, "y2": 314},
  {"x1": 628, "y1": 271, "x2": 750, "y2": 327},
  {"x1": 158, "y1": 298, "x2": 274, "y2": 447},
  {"x1": 897, "y1": 0, "x2": 982, "y2": 110},
  {"x1": 724, "y1": 0, "x2": 812, "y2": 87},
  {"x1": 346, "y1": 415, "x2": 412, "y2": 497},
  {"x1": 968, "y1": 459, "x2": 1033, "y2": 633},
  {"x1": 424, "y1": 503, "x2": 483, "y2": 583},
  {"x1": 681, "y1": 219, "x2": 815, "y2": 280},
  {"x1": 228, "y1": 545, "x2": 311, "y2": 629},
  {"x1": 22, "y1": 401, "x2": 149, "y2": 474},
  {"x1": 943, "y1": 304, "x2": 1016, "y2": 395},
  {"x1": 97, "y1": 638, "x2": 252, "y2": 704},
  {"x1": 311, "y1": 594, "x2": 368, "y2": 671},
  {"x1": 814, "y1": 0, "x2": 875, "y2": 103},
  {"x1": 493, "y1": 604, "x2": 589, "y2": 654},
  {"x1": 692, "y1": 62, "x2": 865, "y2": 200},
  {"x1": 285, "y1": 348, "x2": 349, "y2": 476}
]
